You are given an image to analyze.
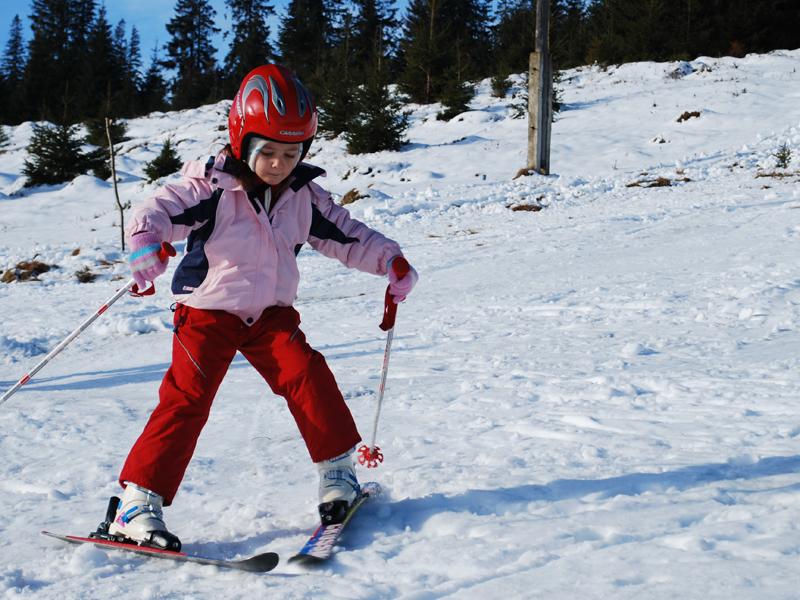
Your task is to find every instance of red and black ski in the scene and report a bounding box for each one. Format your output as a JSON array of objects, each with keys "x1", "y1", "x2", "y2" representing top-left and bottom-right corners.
[{"x1": 42, "y1": 531, "x2": 279, "y2": 573}]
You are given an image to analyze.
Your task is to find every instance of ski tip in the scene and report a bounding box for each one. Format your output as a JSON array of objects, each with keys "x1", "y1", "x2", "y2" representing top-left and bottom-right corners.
[
  {"x1": 235, "y1": 551, "x2": 280, "y2": 572},
  {"x1": 41, "y1": 530, "x2": 76, "y2": 542}
]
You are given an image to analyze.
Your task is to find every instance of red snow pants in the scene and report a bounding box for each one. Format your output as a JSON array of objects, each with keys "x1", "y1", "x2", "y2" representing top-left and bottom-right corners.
[{"x1": 119, "y1": 304, "x2": 361, "y2": 505}]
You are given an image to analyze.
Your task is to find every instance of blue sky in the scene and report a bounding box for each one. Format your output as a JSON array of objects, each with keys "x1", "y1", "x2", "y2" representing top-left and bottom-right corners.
[{"x1": 0, "y1": 1, "x2": 409, "y2": 67}]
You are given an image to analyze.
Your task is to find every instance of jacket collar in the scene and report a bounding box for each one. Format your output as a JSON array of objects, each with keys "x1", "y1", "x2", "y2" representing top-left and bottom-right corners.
[
  {"x1": 179, "y1": 154, "x2": 245, "y2": 191},
  {"x1": 180, "y1": 155, "x2": 325, "y2": 193},
  {"x1": 289, "y1": 163, "x2": 326, "y2": 191}
]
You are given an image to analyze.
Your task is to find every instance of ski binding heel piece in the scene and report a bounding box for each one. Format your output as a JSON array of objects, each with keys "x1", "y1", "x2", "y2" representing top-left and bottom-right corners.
[{"x1": 318, "y1": 500, "x2": 350, "y2": 525}]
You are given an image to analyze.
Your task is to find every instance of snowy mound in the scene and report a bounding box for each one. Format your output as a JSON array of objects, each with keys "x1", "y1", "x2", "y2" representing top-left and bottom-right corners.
[{"x1": 1, "y1": 50, "x2": 800, "y2": 597}]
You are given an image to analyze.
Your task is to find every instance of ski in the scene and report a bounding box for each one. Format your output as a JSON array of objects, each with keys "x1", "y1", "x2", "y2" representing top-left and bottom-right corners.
[
  {"x1": 41, "y1": 531, "x2": 279, "y2": 573},
  {"x1": 288, "y1": 481, "x2": 381, "y2": 565}
]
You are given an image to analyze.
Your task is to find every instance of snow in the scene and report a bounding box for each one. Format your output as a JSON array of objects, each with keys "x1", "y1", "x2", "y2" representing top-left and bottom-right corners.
[{"x1": 2, "y1": 49, "x2": 800, "y2": 598}]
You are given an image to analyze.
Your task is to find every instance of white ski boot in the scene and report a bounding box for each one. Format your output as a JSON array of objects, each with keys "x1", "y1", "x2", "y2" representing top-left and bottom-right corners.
[
  {"x1": 317, "y1": 450, "x2": 360, "y2": 524},
  {"x1": 107, "y1": 482, "x2": 181, "y2": 551}
]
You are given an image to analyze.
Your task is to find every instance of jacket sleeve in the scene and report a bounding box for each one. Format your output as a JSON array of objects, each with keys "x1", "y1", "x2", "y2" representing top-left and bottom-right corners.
[
  {"x1": 306, "y1": 185, "x2": 402, "y2": 276},
  {"x1": 125, "y1": 176, "x2": 215, "y2": 244}
]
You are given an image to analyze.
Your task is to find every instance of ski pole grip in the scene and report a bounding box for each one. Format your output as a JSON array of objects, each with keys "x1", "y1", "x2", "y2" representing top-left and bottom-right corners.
[
  {"x1": 158, "y1": 242, "x2": 177, "y2": 262},
  {"x1": 390, "y1": 256, "x2": 410, "y2": 279},
  {"x1": 379, "y1": 257, "x2": 410, "y2": 331},
  {"x1": 379, "y1": 288, "x2": 397, "y2": 331}
]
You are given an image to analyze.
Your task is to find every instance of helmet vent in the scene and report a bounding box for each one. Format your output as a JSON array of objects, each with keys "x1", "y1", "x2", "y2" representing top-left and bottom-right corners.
[
  {"x1": 269, "y1": 76, "x2": 287, "y2": 116},
  {"x1": 241, "y1": 75, "x2": 270, "y2": 122},
  {"x1": 293, "y1": 78, "x2": 309, "y2": 118}
]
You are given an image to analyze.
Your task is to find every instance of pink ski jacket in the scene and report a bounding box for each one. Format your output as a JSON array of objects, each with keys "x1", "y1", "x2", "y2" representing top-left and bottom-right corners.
[{"x1": 127, "y1": 154, "x2": 403, "y2": 325}]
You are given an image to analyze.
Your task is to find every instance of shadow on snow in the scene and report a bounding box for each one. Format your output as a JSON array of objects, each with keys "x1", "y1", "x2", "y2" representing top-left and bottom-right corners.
[{"x1": 352, "y1": 454, "x2": 800, "y2": 543}]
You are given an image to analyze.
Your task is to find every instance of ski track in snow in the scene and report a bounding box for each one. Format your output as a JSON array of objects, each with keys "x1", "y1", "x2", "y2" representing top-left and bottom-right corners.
[{"x1": 1, "y1": 50, "x2": 800, "y2": 598}]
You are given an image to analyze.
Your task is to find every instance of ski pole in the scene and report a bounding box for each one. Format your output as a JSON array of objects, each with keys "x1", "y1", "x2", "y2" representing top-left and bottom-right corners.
[
  {"x1": 357, "y1": 257, "x2": 410, "y2": 468},
  {"x1": 0, "y1": 242, "x2": 175, "y2": 407}
]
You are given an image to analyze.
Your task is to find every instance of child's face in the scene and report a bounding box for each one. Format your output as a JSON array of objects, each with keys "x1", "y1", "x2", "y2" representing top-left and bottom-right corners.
[{"x1": 252, "y1": 141, "x2": 302, "y2": 186}]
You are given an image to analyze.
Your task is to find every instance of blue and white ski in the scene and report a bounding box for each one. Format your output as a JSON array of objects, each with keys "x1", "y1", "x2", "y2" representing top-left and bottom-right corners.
[{"x1": 288, "y1": 481, "x2": 381, "y2": 565}]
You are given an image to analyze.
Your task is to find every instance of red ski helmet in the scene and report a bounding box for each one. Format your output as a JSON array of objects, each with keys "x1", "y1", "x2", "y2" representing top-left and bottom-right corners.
[{"x1": 228, "y1": 64, "x2": 318, "y2": 160}]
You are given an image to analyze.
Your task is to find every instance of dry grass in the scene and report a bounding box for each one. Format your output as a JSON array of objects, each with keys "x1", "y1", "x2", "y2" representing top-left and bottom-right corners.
[
  {"x1": 1, "y1": 259, "x2": 55, "y2": 283},
  {"x1": 509, "y1": 204, "x2": 543, "y2": 212},
  {"x1": 755, "y1": 170, "x2": 799, "y2": 179},
  {"x1": 74, "y1": 266, "x2": 97, "y2": 283},
  {"x1": 626, "y1": 176, "x2": 671, "y2": 188},
  {"x1": 513, "y1": 167, "x2": 537, "y2": 180},
  {"x1": 626, "y1": 176, "x2": 691, "y2": 188},
  {"x1": 677, "y1": 110, "x2": 701, "y2": 123},
  {"x1": 340, "y1": 188, "x2": 367, "y2": 205}
]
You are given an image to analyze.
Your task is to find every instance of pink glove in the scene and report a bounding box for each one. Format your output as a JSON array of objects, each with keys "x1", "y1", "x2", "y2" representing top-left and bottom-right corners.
[
  {"x1": 129, "y1": 231, "x2": 168, "y2": 289},
  {"x1": 387, "y1": 256, "x2": 418, "y2": 303}
]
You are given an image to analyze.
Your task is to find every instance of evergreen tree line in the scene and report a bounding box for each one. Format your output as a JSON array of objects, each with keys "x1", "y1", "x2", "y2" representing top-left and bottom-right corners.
[{"x1": 2, "y1": 0, "x2": 798, "y2": 133}]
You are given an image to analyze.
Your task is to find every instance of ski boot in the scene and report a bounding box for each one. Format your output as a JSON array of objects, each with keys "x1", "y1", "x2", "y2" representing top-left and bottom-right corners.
[
  {"x1": 317, "y1": 450, "x2": 361, "y2": 525},
  {"x1": 103, "y1": 482, "x2": 181, "y2": 551}
]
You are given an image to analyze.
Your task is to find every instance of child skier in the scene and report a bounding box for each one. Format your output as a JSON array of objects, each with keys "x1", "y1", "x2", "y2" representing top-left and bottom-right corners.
[{"x1": 110, "y1": 63, "x2": 418, "y2": 550}]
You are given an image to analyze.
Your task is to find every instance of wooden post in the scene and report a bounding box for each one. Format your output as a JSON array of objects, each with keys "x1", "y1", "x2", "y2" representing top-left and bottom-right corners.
[
  {"x1": 105, "y1": 117, "x2": 125, "y2": 252},
  {"x1": 528, "y1": 0, "x2": 552, "y2": 175}
]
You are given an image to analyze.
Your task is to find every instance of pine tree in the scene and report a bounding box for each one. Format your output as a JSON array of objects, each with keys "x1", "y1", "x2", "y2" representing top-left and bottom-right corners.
[
  {"x1": 586, "y1": 0, "x2": 671, "y2": 64},
  {"x1": 1, "y1": 15, "x2": 27, "y2": 124},
  {"x1": 112, "y1": 19, "x2": 131, "y2": 114},
  {"x1": 1, "y1": 15, "x2": 25, "y2": 85},
  {"x1": 350, "y1": 0, "x2": 397, "y2": 79},
  {"x1": 278, "y1": 0, "x2": 330, "y2": 92},
  {"x1": 398, "y1": 0, "x2": 449, "y2": 104},
  {"x1": 22, "y1": 122, "x2": 105, "y2": 186},
  {"x1": 317, "y1": 77, "x2": 358, "y2": 139},
  {"x1": 0, "y1": 125, "x2": 9, "y2": 149},
  {"x1": 123, "y1": 25, "x2": 143, "y2": 115},
  {"x1": 551, "y1": 0, "x2": 590, "y2": 69},
  {"x1": 23, "y1": 0, "x2": 73, "y2": 122},
  {"x1": 67, "y1": 0, "x2": 98, "y2": 118},
  {"x1": 83, "y1": 5, "x2": 121, "y2": 118},
  {"x1": 577, "y1": 0, "x2": 799, "y2": 66},
  {"x1": 345, "y1": 67, "x2": 409, "y2": 154},
  {"x1": 84, "y1": 117, "x2": 127, "y2": 148},
  {"x1": 342, "y1": 0, "x2": 408, "y2": 154},
  {"x1": 492, "y1": 0, "x2": 534, "y2": 74},
  {"x1": 318, "y1": 0, "x2": 397, "y2": 138},
  {"x1": 399, "y1": 0, "x2": 489, "y2": 105},
  {"x1": 756, "y1": 1, "x2": 800, "y2": 55},
  {"x1": 316, "y1": 7, "x2": 357, "y2": 137},
  {"x1": 490, "y1": 73, "x2": 511, "y2": 98},
  {"x1": 436, "y1": 71, "x2": 474, "y2": 120},
  {"x1": 448, "y1": 0, "x2": 492, "y2": 80},
  {"x1": 143, "y1": 137, "x2": 184, "y2": 182},
  {"x1": 164, "y1": 0, "x2": 221, "y2": 110},
  {"x1": 678, "y1": 0, "x2": 717, "y2": 59},
  {"x1": 113, "y1": 20, "x2": 128, "y2": 66},
  {"x1": 139, "y1": 43, "x2": 169, "y2": 114},
  {"x1": 223, "y1": 0, "x2": 274, "y2": 93}
]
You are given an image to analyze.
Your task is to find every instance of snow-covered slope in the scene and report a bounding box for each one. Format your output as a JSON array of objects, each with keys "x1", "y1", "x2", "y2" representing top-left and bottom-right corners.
[{"x1": 1, "y1": 49, "x2": 800, "y2": 599}]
